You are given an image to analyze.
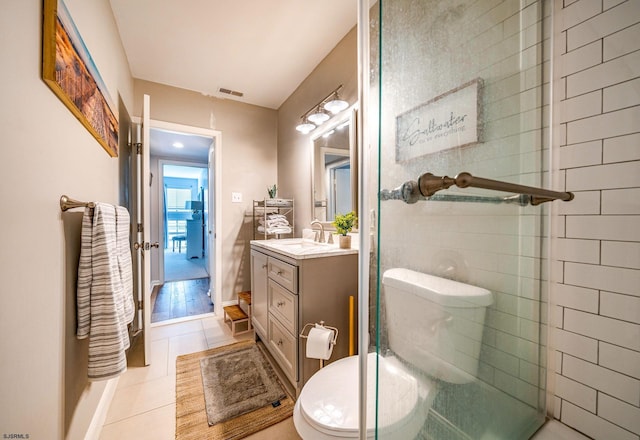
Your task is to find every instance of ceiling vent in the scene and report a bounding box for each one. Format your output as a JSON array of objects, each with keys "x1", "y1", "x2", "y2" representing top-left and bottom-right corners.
[{"x1": 218, "y1": 87, "x2": 244, "y2": 97}]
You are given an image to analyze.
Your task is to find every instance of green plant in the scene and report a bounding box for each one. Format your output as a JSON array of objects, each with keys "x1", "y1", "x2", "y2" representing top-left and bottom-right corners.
[
  {"x1": 332, "y1": 211, "x2": 357, "y2": 236},
  {"x1": 267, "y1": 184, "x2": 277, "y2": 198}
]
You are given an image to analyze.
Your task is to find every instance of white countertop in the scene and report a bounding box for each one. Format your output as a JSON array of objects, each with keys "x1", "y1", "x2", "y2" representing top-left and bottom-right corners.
[{"x1": 250, "y1": 238, "x2": 358, "y2": 259}]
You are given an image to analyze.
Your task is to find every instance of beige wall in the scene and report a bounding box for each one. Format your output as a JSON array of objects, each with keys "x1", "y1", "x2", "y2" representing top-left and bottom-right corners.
[
  {"x1": 277, "y1": 27, "x2": 358, "y2": 234},
  {"x1": 0, "y1": 0, "x2": 133, "y2": 438},
  {"x1": 133, "y1": 80, "x2": 278, "y2": 302}
]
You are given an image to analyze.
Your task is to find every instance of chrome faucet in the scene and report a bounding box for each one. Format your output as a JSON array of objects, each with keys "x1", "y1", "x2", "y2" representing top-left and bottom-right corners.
[{"x1": 310, "y1": 219, "x2": 325, "y2": 243}]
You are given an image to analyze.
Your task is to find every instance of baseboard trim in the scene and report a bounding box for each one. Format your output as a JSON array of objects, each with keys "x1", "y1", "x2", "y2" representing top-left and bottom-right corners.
[{"x1": 84, "y1": 377, "x2": 119, "y2": 440}]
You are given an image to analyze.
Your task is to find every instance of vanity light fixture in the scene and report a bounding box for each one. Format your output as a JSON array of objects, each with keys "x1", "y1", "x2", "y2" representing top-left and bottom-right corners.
[
  {"x1": 296, "y1": 117, "x2": 316, "y2": 134},
  {"x1": 323, "y1": 92, "x2": 349, "y2": 114},
  {"x1": 296, "y1": 84, "x2": 350, "y2": 134},
  {"x1": 307, "y1": 106, "x2": 330, "y2": 125}
]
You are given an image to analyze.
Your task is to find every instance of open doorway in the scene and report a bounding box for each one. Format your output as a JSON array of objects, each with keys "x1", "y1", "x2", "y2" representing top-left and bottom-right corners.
[
  {"x1": 162, "y1": 163, "x2": 208, "y2": 281},
  {"x1": 149, "y1": 124, "x2": 219, "y2": 324}
]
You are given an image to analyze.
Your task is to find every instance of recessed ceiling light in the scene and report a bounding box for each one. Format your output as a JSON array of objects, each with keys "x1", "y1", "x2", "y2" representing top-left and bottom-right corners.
[{"x1": 172, "y1": 142, "x2": 184, "y2": 149}]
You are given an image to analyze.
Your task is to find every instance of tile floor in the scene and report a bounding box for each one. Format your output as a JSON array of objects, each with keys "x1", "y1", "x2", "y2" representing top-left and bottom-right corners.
[
  {"x1": 99, "y1": 315, "x2": 301, "y2": 440},
  {"x1": 99, "y1": 315, "x2": 584, "y2": 440}
]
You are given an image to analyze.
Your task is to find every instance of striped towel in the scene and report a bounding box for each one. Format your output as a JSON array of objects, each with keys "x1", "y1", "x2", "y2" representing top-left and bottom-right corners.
[{"x1": 76, "y1": 203, "x2": 135, "y2": 380}]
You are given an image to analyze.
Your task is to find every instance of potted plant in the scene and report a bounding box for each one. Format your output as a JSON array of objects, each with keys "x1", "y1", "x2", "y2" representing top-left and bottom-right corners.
[
  {"x1": 332, "y1": 211, "x2": 357, "y2": 249},
  {"x1": 267, "y1": 184, "x2": 277, "y2": 199}
]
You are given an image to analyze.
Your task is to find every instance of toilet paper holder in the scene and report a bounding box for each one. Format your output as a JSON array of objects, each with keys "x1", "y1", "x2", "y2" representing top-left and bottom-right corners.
[
  {"x1": 300, "y1": 321, "x2": 339, "y2": 368},
  {"x1": 300, "y1": 321, "x2": 339, "y2": 345}
]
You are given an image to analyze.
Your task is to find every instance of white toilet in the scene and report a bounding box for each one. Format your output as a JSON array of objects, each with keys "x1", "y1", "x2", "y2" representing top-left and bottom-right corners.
[{"x1": 293, "y1": 268, "x2": 493, "y2": 439}]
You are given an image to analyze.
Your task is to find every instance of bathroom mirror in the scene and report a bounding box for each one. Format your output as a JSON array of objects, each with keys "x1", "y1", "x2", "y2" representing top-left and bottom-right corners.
[{"x1": 311, "y1": 107, "x2": 358, "y2": 224}]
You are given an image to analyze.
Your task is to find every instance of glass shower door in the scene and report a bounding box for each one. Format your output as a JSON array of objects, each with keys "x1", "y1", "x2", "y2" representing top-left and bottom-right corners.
[{"x1": 372, "y1": 0, "x2": 551, "y2": 438}]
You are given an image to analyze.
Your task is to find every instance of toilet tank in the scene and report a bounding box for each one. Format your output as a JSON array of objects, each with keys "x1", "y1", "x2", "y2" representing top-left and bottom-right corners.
[{"x1": 382, "y1": 268, "x2": 493, "y2": 384}]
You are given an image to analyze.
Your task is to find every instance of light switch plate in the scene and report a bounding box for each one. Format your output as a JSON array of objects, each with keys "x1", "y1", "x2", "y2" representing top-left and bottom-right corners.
[{"x1": 231, "y1": 192, "x2": 242, "y2": 203}]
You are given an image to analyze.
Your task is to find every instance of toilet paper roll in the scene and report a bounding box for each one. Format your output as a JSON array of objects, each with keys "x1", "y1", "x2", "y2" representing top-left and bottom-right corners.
[{"x1": 306, "y1": 326, "x2": 334, "y2": 360}]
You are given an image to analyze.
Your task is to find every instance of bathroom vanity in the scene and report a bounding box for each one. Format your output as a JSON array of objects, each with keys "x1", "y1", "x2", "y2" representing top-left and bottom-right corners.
[{"x1": 250, "y1": 238, "x2": 358, "y2": 396}]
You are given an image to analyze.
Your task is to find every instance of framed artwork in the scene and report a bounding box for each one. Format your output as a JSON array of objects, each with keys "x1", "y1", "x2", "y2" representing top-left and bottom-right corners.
[
  {"x1": 42, "y1": 0, "x2": 119, "y2": 157},
  {"x1": 396, "y1": 78, "x2": 483, "y2": 162}
]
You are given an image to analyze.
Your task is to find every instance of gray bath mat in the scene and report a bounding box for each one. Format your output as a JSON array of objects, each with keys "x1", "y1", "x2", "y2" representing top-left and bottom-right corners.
[{"x1": 199, "y1": 343, "x2": 287, "y2": 426}]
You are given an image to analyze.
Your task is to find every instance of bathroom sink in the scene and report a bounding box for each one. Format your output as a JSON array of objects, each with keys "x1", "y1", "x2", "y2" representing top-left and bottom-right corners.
[
  {"x1": 269, "y1": 239, "x2": 330, "y2": 253},
  {"x1": 278, "y1": 239, "x2": 329, "y2": 248},
  {"x1": 252, "y1": 238, "x2": 354, "y2": 258}
]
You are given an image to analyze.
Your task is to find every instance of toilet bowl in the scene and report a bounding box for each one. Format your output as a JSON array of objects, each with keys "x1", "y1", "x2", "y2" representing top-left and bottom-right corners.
[
  {"x1": 293, "y1": 268, "x2": 493, "y2": 439},
  {"x1": 293, "y1": 352, "x2": 435, "y2": 439}
]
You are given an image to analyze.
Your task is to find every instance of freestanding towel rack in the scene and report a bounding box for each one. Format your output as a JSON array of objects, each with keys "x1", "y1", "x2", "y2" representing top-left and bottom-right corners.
[
  {"x1": 381, "y1": 171, "x2": 574, "y2": 206},
  {"x1": 60, "y1": 195, "x2": 95, "y2": 212}
]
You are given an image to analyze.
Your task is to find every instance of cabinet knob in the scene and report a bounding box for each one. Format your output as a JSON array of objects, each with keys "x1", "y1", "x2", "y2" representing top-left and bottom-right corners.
[
  {"x1": 262, "y1": 264, "x2": 268, "y2": 269},
  {"x1": 277, "y1": 270, "x2": 284, "y2": 276},
  {"x1": 277, "y1": 301, "x2": 285, "y2": 307},
  {"x1": 277, "y1": 339, "x2": 283, "y2": 346}
]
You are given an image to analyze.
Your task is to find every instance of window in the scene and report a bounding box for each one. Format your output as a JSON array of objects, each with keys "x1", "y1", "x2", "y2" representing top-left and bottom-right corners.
[{"x1": 166, "y1": 187, "x2": 191, "y2": 243}]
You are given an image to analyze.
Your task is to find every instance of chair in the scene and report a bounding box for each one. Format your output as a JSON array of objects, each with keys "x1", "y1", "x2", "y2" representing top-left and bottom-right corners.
[{"x1": 172, "y1": 235, "x2": 186, "y2": 252}]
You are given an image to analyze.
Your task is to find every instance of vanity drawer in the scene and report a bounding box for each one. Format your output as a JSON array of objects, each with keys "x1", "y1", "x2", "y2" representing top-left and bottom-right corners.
[
  {"x1": 267, "y1": 257, "x2": 297, "y2": 293},
  {"x1": 268, "y1": 279, "x2": 297, "y2": 334},
  {"x1": 268, "y1": 315, "x2": 297, "y2": 383}
]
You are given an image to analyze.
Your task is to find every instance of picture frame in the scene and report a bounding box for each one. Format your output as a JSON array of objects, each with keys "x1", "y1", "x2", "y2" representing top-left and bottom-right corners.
[
  {"x1": 42, "y1": 0, "x2": 119, "y2": 157},
  {"x1": 395, "y1": 78, "x2": 483, "y2": 162}
]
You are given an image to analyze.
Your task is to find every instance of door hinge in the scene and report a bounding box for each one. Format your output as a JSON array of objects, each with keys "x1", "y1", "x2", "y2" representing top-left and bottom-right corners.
[
  {"x1": 138, "y1": 300, "x2": 144, "y2": 310},
  {"x1": 137, "y1": 223, "x2": 143, "y2": 233},
  {"x1": 135, "y1": 142, "x2": 142, "y2": 155}
]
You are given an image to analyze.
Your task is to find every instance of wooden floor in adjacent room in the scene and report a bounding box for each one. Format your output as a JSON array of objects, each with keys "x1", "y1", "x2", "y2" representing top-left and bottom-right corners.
[{"x1": 151, "y1": 278, "x2": 213, "y2": 323}]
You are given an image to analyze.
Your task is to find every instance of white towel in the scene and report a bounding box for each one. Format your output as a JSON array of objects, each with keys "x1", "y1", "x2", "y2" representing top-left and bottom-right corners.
[
  {"x1": 257, "y1": 225, "x2": 292, "y2": 234},
  {"x1": 259, "y1": 218, "x2": 290, "y2": 227},
  {"x1": 259, "y1": 214, "x2": 290, "y2": 228},
  {"x1": 76, "y1": 203, "x2": 135, "y2": 380}
]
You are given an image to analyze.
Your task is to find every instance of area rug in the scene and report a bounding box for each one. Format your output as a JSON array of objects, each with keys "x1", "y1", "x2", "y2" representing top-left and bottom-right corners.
[
  {"x1": 175, "y1": 340, "x2": 295, "y2": 440},
  {"x1": 200, "y1": 343, "x2": 287, "y2": 426}
]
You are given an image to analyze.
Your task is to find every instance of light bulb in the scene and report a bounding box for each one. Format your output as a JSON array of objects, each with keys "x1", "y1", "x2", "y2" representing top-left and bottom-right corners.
[
  {"x1": 323, "y1": 98, "x2": 348, "y2": 114},
  {"x1": 308, "y1": 109, "x2": 330, "y2": 125},
  {"x1": 296, "y1": 121, "x2": 316, "y2": 134}
]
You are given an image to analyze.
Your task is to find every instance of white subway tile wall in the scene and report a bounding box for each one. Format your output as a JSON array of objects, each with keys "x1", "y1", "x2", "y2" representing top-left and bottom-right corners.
[
  {"x1": 379, "y1": 0, "x2": 553, "y2": 420},
  {"x1": 378, "y1": 0, "x2": 639, "y2": 436},
  {"x1": 554, "y1": 1, "x2": 640, "y2": 439},
  {"x1": 603, "y1": 132, "x2": 640, "y2": 163}
]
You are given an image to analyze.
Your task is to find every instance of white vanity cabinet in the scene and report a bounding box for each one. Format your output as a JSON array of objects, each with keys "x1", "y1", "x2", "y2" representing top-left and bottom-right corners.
[{"x1": 250, "y1": 240, "x2": 358, "y2": 395}]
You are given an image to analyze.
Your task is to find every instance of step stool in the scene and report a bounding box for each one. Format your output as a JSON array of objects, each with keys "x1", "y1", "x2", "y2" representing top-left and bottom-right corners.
[{"x1": 223, "y1": 290, "x2": 252, "y2": 336}]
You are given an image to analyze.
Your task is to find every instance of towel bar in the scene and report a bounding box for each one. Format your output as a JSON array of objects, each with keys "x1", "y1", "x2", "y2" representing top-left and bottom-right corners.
[
  {"x1": 381, "y1": 171, "x2": 574, "y2": 206},
  {"x1": 60, "y1": 195, "x2": 95, "y2": 212}
]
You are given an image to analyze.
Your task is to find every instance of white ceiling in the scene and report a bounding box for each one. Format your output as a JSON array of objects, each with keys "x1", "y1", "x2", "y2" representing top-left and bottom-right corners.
[
  {"x1": 150, "y1": 128, "x2": 212, "y2": 162},
  {"x1": 109, "y1": 0, "x2": 358, "y2": 110}
]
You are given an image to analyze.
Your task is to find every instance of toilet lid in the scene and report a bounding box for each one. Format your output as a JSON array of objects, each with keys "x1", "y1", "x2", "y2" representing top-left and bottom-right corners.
[{"x1": 298, "y1": 352, "x2": 430, "y2": 437}]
